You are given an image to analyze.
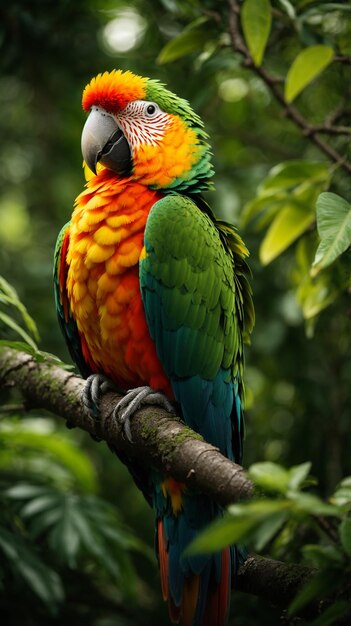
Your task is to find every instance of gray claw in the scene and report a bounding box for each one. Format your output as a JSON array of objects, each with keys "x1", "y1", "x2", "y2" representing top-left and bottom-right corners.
[
  {"x1": 114, "y1": 386, "x2": 175, "y2": 443},
  {"x1": 82, "y1": 373, "x2": 116, "y2": 419}
]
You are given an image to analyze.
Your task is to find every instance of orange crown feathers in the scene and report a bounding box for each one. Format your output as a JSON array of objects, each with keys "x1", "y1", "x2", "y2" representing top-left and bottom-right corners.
[{"x1": 82, "y1": 70, "x2": 147, "y2": 114}]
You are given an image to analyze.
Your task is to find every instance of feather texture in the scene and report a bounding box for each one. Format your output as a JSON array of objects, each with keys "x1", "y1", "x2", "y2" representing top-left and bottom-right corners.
[{"x1": 55, "y1": 69, "x2": 254, "y2": 626}]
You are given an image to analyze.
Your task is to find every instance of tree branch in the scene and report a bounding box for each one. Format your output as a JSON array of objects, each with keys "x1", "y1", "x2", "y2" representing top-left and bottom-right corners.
[
  {"x1": 227, "y1": 0, "x2": 351, "y2": 175},
  {"x1": 0, "y1": 346, "x2": 326, "y2": 618},
  {"x1": 0, "y1": 347, "x2": 252, "y2": 504}
]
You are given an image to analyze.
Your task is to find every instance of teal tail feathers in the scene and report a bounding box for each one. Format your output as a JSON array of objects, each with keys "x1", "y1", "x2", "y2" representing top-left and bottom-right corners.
[{"x1": 156, "y1": 512, "x2": 234, "y2": 626}]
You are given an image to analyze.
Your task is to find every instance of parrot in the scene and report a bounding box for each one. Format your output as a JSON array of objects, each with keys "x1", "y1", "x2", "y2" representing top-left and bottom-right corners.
[{"x1": 54, "y1": 69, "x2": 254, "y2": 626}]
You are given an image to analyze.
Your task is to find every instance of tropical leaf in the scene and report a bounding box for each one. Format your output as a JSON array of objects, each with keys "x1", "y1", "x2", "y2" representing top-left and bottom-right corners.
[
  {"x1": 249, "y1": 462, "x2": 291, "y2": 493},
  {"x1": 312, "y1": 192, "x2": 351, "y2": 275},
  {"x1": 241, "y1": 0, "x2": 272, "y2": 66},
  {"x1": 331, "y1": 477, "x2": 351, "y2": 506},
  {"x1": 157, "y1": 18, "x2": 216, "y2": 64},
  {"x1": 242, "y1": 162, "x2": 330, "y2": 263},
  {"x1": 259, "y1": 203, "x2": 314, "y2": 265},
  {"x1": 185, "y1": 499, "x2": 291, "y2": 556},
  {"x1": 259, "y1": 161, "x2": 330, "y2": 193},
  {"x1": 249, "y1": 461, "x2": 312, "y2": 494},
  {"x1": 288, "y1": 462, "x2": 312, "y2": 491},
  {"x1": 285, "y1": 45, "x2": 334, "y2": 102},
  {"x1": 3, "y1": 484, "x2": 147, "y2": 595}
]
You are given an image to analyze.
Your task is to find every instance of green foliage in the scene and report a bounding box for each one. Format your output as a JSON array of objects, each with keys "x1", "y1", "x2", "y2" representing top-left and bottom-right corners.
[
  {"x1": 0, "y1": 275, "x2": 39, "y2": 350},
  {"x1": 0, "y1": 525, "x2": 64, "y2": 611},
  {"x1": 187, "y1": 461, "x2": 351, "y2": 622},
  {"x1": 241, "y1": 0, "x2": 272, "y2": 67},
  {"x1": 242, "y1": 161, "x2": 330, "y2": 267},
  {"x1": 285, "y1": 46, "x2": 335, "y2": 103},
  {"x1": 312, "y1": 192, "x2": 351, "y2": 275},
  {"x1": 0, "y1": 414, "x2": 150, "y2": 625},
  {"x1": 186, "y1": 461, "x2": 339, "y2": 557},
  {"x1": 157, "y1": 17, "x2": 217, "y2": 64},
  {"x1": 4, "y1": 483, "x2": 147, "y2": 593},
  {"x1": 0, "y1": 419, "x2": 98, "y2": 492},
  {"x1": 1, "y1": 0, "x2": 351, "y2": 624}
]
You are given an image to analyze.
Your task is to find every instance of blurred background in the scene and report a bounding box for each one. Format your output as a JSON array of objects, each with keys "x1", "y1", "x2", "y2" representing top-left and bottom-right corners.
[{"x1": 0, "y1": 1, "x2": 350, "y2": 625}]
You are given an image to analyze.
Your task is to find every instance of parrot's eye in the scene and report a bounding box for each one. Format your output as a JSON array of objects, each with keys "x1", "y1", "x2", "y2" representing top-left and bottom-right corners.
[{"x1": 145, "y1": 103, "x2": 158, "y2": 117}]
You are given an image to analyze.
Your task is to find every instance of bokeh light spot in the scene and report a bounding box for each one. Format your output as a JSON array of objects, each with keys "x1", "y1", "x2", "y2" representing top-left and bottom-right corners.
[{"x1": 102, "y1": 9, "x2": 146, "y2": 53}]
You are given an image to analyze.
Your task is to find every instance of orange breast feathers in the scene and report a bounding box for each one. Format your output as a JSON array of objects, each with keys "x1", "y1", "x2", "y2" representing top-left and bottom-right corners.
[{"x1": 66, "y1": 171, "x2": 172, "y2": 395}]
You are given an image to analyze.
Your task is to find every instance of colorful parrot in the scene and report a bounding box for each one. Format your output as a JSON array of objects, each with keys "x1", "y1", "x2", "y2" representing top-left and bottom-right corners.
[{"x1": 54, "y1": 69, "x2": 254, "y2": 626}]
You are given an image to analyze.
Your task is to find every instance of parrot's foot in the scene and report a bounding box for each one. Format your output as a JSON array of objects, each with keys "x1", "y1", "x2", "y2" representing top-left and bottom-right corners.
[
  {"x1": 82, "y1": 373, "x2": 117, "y2": 420},
  {"x1": 114, "y1": 386, "x2": 176, "y2": 443}
]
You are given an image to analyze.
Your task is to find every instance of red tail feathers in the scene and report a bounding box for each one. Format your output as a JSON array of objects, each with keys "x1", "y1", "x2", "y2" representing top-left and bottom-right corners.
[
  {"x1": 157, "y1": 519, "x2": 181, "y2": 623},
  {"x1": 157, "y1": 519, "x2": 231, "y2": 626},
  {"x1": 200, "y1": 547, "x2": 230, "y2": 626}
]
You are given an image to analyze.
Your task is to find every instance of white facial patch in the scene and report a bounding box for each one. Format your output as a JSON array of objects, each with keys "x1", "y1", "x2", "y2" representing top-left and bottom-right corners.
[{"x1": 116, "y1": 100, "x2": 170, "y2": 150}]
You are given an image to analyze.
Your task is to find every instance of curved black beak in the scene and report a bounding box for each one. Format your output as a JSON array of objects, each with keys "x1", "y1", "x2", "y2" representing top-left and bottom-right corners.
[{"x1": 81, "y1": 107, "x2": 131, "y2": 176}]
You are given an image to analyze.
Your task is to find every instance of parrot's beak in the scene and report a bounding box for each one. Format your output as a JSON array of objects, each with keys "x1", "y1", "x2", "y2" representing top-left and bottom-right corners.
[{"x1": 81, "y1": 107, "x2": 131, "y2": 176}]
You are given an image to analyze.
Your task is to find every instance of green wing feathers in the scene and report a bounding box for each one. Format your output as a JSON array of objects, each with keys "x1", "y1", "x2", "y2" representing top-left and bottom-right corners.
[
  {"x1": 140, "y1": 194, "x2": 254, "y2": 626},
  {"x1": 140, "y1": 194, "x2": 253, "y2": 384}
]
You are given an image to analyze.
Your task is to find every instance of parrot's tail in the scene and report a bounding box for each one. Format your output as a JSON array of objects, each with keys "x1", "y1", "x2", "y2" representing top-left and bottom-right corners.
[{"x1": 157, "y1": 518, "x2": 233, "y2": 626}]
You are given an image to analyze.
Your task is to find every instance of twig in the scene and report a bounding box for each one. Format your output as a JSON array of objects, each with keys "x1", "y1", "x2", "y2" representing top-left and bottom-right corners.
[{"x1": 305, "y1": 125, "x2": 351, "y2": 137}]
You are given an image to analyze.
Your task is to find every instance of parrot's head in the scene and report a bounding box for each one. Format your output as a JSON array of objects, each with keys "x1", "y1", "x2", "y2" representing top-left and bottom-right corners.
[{"x1": 81, "y1": 70, "x2": 213, "y2": 192}]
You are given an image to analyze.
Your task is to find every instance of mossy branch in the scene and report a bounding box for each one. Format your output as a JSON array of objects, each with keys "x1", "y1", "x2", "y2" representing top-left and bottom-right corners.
[
  {"x1": 0, "y1": 346, "x2": 252, "y2": 504},
  {"x1": 0, "y1": 346, "x2": 322, "y2": 617}
]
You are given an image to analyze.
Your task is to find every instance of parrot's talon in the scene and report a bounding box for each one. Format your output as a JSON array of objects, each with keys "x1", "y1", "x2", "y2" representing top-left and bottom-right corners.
[
  {"x1": 82, "y1": 373, "x2": 117, "y2": 420},
  {"x1": 114, "y1": 386, "x2": 176, "y2": 443}
]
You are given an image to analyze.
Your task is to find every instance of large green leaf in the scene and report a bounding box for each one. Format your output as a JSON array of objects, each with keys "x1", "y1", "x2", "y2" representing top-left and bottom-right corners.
[
  {"x1": 259, "y1": 203, "x2": 315, "y2": 265},
  {"x1": 252, "y1": 511, "x2": 288, "y2": 551},
  {"x1": 241, "y1": 0, "x2": 272, "y2": 66},
  {"x1": 242, "y1": 161, "x2": 330, "y2": 242},
  {"x1": 250, "y1": 461, "x2": 312, "y2": 494},
  {"x1": 288, "y1": 462, "x2": 312, "y2": 491},
  {"x1": 285, "y1": 45, "x2": 334, "y2": 102},
  {"x1": 249, "y1": 462, "x2": 291, "y2": 493},
  {"x1": 260, "y1": 161, "x2": 330, "y2": 193},
  {"x1": 4, "y1": 484, "x2": 145, "y2": 594},
  {"x1": 288, "y1": 492, "x2": 339, "y2": 517},
  {"x1": 312, "y1": 192, "x2": 351, "y2": 275},
  {"x1": 185, "y1": 499, "x2": 291, "y2": 556},
  {"x1": 332, "y1": 477, "x2": 351, "y2": 506},
  {"x1": 157, "y1": 18, "x2": 215, "y2": 64}
]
